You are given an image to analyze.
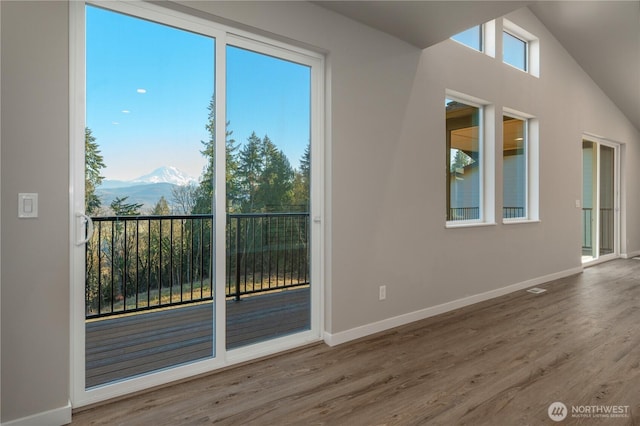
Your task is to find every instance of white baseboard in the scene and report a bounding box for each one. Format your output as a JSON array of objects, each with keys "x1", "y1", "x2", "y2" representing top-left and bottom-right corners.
[
  {"x1": 1, "y1": 401, "x2": 71, "y2": 426},
  {"x1": 621, "y1": 250, "x2": 640, "y2": 259},
  {"x1": 324, "y1": 266, "x2": 583, "y2": 347}
]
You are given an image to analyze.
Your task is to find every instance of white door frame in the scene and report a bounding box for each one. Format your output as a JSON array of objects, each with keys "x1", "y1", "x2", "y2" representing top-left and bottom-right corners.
[{"x1": 582, "y1": 133, "x2": 621, "y2": 266}]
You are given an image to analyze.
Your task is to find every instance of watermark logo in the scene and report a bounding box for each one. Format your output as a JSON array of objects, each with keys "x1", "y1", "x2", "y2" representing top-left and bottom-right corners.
[
  {"x1": 548, "y1": 402, "x2": 630, "y2": 422},
  {"x1": 548, "y1": 402, "x2": 568, "y2": 422}
]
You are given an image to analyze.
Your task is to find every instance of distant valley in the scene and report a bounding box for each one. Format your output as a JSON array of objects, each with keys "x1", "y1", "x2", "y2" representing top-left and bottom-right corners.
[
  {"x1": 96, "y1": 182, "x2": 178, "y2": 212},
  {"x1": 96, "y1": 166, "x2": 198, "y2": 213}
]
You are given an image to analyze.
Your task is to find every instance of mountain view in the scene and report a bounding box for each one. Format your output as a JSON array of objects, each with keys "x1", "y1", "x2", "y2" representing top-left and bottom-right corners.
[
  {"x1": 101, "y1": 166, "x2": 198, "y2": 188},
  {"x1": 97, "y1": 166, "x2": 198, "y2": 212}
]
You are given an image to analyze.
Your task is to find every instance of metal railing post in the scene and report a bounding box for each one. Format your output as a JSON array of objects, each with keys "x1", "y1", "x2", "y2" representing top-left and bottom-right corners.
[{"x1": 235, "y1": 216, "x2": 242, "y2": 301}]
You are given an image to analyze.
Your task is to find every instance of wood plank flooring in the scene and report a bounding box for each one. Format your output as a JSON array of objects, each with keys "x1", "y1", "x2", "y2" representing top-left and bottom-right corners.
[
  {"x1": 86, "y1": 288, "x2": 310, "y2": 388},
  {"x1": 74, "y1": 259, "x2": 640, "y2": 425}
]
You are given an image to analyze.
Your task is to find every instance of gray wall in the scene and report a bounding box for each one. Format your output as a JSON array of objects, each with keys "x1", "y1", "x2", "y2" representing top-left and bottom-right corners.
[
  {"x1": 1, "y1": 1, "x2": 639, "y2": 423},
  {"x1": 1, "y1": 1, "x2": 70, "y2": 422}
]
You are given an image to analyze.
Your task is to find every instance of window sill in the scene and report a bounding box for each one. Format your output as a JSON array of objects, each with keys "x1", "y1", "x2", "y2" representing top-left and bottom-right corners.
[
  {"x1": 502, "y1": 219, "x2": 541, "y2": 225},
  {"x1": 446, "y1": 221, "x2": 497, "y2": 229}
]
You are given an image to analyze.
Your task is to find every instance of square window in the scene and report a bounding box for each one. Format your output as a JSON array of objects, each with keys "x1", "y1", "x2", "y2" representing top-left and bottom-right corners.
[
  {"x1": 446, "y1": 98, "x2": 482, "y2": 222},
  {"x1": 503, "y1": 31, "x2": 528, "y2": 71}
]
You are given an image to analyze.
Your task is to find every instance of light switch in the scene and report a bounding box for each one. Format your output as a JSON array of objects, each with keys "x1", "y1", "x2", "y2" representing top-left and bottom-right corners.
[{"x1": 18, "y1": 193, "x2": 38, "y2": 218}]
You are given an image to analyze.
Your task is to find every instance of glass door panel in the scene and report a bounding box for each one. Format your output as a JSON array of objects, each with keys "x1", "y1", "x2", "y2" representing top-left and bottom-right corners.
[
  {"x1": 225, "y1": 45, "x2": 311, "y2": 349},
  {"x1": 582, "y1": 141, "x2": 597, "y2": 260},
  {"x1": 582, "y1": 139, "x2": 618, "y2": 263},
  {"x1": 85, "y1": 5, "x2": 215, "y2": 387},
  {"x1": 599, "y1": 145, "x2": 615, "y2": 256}
]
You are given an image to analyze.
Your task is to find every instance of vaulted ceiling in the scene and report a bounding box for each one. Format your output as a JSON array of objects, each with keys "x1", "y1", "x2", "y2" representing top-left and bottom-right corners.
[{"x1": 314, "y1": 1, "x2": 640, "y2": 132}]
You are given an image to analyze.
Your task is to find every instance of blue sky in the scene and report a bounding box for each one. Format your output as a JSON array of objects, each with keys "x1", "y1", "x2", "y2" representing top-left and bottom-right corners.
[
  {"x1": 451, "y1": 26, "x2": 482, "y2": 51},
  {"x1": 86, "y1": 5, "x2": 310, "y2": 182}
]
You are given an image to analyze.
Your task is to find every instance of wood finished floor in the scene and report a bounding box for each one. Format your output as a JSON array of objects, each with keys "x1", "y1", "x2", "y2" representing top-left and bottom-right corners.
[{"x1": 73, "y1": 259, "x2": 640, "y2": 425}]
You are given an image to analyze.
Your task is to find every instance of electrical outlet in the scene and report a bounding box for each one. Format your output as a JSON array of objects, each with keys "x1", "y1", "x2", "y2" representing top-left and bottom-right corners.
[{"x1": 379, "y1": 285, "x2": 386, "y2": 301}]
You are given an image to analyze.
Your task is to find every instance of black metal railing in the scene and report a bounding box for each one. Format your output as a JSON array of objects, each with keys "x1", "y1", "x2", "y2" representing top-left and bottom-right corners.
[
  {"x1": 85, "y1": 214, "x2": 213, "y2": 318},
  {"x1": 85, "y1": 212, "x2": 309, "y2": 318},
  {"x1": 582, "y1": 208, "x2": 593, "y2": 252},
  {"x1": 448, "y1": 207, "x2": 526, "y2": 220},
  {"x1": 226, "y1": 213, "x2": 309, "y2": 301},
  {"x1": 582, "y1": 207, "x2": 614, "y2": 255},
  {"x1": 448, "y1": 207, "x2": 479, "y2": 221},
  {"x1": 599, "y1": 208, "x2": 614, "y2": 255},
  {"x1": 503, "y1": 207, "x2": 525, "y2": 219}
]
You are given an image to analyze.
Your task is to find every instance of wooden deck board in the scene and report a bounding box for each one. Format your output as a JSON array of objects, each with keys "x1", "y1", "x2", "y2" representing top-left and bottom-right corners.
[
  {"x1": 75, "y1": 259, "x2": 640, "y2": 425},
  {"x1": 85, "y1": 287, "x2": 310, "y2": 388}
]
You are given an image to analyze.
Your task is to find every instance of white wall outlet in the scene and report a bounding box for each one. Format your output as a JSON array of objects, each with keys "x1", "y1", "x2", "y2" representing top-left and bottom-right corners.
[
  {"x1": 379, "y1": 285, "x2": 386, "y2": 301},
  {"x1": 575, "y1": 199, "x2": 581, "y2": 208}
]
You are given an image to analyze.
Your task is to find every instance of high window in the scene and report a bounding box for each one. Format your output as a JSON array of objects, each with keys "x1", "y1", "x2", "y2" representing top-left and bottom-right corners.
[
  {"x1": 451, "y1": 25, "x2": 483, "y2": 51},
  {"x1": 502, "y1": 19, "x2": 539, "y2": 77},
  {"x1": 503, "y1": 31, "x2": 527, "y2": 71},
  {"x1": 446, "y1": 96, "x2": 483, "y2": 223}
]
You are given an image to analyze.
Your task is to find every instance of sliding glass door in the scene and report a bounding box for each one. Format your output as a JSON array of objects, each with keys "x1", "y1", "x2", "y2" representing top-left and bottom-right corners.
[
  {"x1": 72, "y1": 1, "x2": 323, "y2": 407},
  {"x1": 225, "y1": 44, "x2": 312, "y2": 349},
  {"x1": 83, "y1": 3, "x2": 217, "y2": 389},
  {"x1": 582, "y1": 139, "x2": 619, "y2": 263}
]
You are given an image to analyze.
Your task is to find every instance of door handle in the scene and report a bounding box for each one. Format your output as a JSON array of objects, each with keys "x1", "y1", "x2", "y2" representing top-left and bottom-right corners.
[{"x1": 76, "y1": 213, "x2": 94, "y2": 246}]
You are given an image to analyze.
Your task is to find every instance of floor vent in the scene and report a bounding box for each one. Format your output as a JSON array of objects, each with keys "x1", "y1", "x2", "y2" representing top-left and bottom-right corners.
[{"x1": 527, "y1": 287, "x2": 547, "y2": 294}]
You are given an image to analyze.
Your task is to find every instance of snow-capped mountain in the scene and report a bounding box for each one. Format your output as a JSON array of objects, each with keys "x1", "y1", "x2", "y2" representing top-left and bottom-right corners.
[
  {"x1": 96, "y1": 166, "x2": 199, "y2": 211},
  {"x1": 131, "y1": 166, "x2": 197, "y2": 186}
]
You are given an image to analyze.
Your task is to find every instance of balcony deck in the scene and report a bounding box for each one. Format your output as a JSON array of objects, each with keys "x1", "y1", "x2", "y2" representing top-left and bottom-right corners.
[{"x1": 86, "y1": 287, "x2": 310, "y2": 388}]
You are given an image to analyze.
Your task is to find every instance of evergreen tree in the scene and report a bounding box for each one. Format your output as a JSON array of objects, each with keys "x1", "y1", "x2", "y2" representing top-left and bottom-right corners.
[
  {"x1": 237, "y1": 132, "x2": 263, "y2": 212},
  {"x1": 110, "y1": 196, "x2": 143, "y2": 216},
  {"x1": 85, "y1": 127, "x2": 106, "y2": 215},
  {"x1": 291, "y1": 143, "x2": 310, "y2": 211},
  {"x1": 255, "y1": 135, "x2": 294, "y2": 212},
  {"x1": 300, "y1": 143, "x2": 310, "y2": 182},
  {"x1": 193, "y1": 96, "x2": 240, "y2": 214},
  {"x1": 226, "y1": 135, "x2": 241, "y2": 212},
  {"x1": 152, "y1": 196, "x2": 170, "y2": 215},
  {"x1": 451, "y1": 149, "x2": 473, "y2": 173}
]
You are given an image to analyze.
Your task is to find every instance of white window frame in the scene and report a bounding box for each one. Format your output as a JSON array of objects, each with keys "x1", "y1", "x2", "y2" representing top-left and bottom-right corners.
[
  {"x1": 446, "y1": 90, "x2": 495, "y2": 228},
  {"x1": 502, "y1": 19, "x2": 539, "y2": 78},
  {"x1": 70, "y1": 0, "x2": 325, "y2": 408},
  {"x1": 502, "y1": 107, "x2": 539, "y2": 224}
]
